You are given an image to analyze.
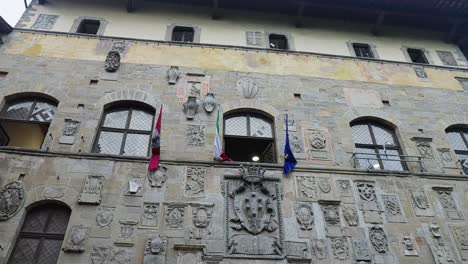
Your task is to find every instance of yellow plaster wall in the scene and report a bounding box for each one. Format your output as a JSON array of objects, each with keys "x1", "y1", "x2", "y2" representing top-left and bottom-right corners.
[
  {"x1": 3, "y1": 32, "x2": 468, "y2": 91},
  {"x1": 19, "y1": 0, "x2": 468, "y2": 68}
]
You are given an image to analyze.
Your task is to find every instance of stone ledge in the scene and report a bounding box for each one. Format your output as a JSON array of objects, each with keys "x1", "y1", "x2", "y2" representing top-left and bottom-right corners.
[
  {"x1": 0, "y1": 146, "x2": 466, "y2": 180},
  {"x1": 10, "y1": 29, "x2": 468, "y2": 73}
]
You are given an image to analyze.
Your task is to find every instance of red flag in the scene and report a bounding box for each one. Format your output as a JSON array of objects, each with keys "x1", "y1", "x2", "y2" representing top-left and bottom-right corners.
[{"x1": 148, "y1": 105, "x2": 162, "y2": 171}]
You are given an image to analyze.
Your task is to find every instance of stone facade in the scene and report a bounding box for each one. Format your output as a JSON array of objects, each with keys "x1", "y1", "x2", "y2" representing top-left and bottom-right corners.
[{"x1": 0, "y1": 28, "x2": 468, "y2": 264}]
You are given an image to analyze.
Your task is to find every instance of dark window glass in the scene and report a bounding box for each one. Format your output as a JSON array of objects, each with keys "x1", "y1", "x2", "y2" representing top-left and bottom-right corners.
[
  {"x1": 407, "y1": 48, "x2": 429, "y2": 64},
  {"x1": 353, "y1": 43, "x2": 374, "y2": 58},
  {"x1": 77, "y1": 19, "x2": 100, "y2": 35},
  {"x1": 8, "y1": 204, "x2": 71, "y2": 264},
  {"x1": 93, "y1": 105, "x2": 155, "y2": 157},
  {"x1": 269, "y1": 34, "x2": 288, "y2": 50},
  {"x1": 351, "y1": 121, "x2": 406, "y2": 171},
  {"x1": 0, "y1": 98, "x2": 57, "y2": 148},
  {"x1": 172, "y1": 26, "x2": 194, "y2": 42},
  {"x1": 224, "y1": 111, "x2": 276, "y2": 163},
  {"x1": 446, "y1": 126, "x2": 468, "y2": 175}
]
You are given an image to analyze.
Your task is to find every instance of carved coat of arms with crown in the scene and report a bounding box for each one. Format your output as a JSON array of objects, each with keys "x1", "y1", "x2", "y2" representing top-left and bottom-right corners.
[{"x1": 224, "y1": 165, "x2": 284, "y2": 258}]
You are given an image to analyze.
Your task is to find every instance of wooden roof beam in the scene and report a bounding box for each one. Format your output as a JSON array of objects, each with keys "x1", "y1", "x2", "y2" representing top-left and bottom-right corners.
[
  {"x1": 372, "y1": 11, "x2": 385, "y2": 36},
  {"x1": 295, "y1": 2, "x2": 305, "y2": 28},
  {"x1": 127, "y1": 0, "x2": 135, "y2": 13},
  {"x1": 212, "y1": 0, "x2": 221, "y2": 19}
]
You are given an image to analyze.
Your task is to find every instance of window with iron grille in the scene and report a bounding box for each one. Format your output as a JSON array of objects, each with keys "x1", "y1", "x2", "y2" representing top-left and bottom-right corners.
[
  {"x1": 269, "y1": 34, "x2": 288, "y2": 50},
  {"x1": 76, "y1": 19, "x2": 100, "y2": 35},
  {"x1": 407, "y1": 48, "x2": 429, "y2": 64},
  {"x1": 446, "y1": 125, "x2": 468, "y2": 174},
  {"x1": 0, "y1": 98, "x2": 57, "y2": 148},
  {"x1": 353, "y1": 43, "x2": 374, "y2": 58},
  {"x1": 172, "y1": 26, "x2": 195, "y2": 42},
  {"x1": 351, "y1": 121, "x2": 406, "y2": 171},
  {"x1": 8, "y1": 204, "x2": 71, "y2": 264},
  {"x1": 224, "y1": 110, "x2": 276, "y2": 163},
  {"x1": 93, "y1": 103, "x2": 155, "y2": 157}
]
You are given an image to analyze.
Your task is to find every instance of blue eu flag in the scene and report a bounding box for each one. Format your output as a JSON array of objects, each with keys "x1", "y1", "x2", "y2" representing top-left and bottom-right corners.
[{"x1": 283, "y1": 113, "x2": 297, "y2": 175}]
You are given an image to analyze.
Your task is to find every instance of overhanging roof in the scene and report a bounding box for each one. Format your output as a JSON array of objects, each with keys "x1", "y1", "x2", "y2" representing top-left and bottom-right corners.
[{"x1": 0, "y1": 17, "x2": 13, "y2": 34}]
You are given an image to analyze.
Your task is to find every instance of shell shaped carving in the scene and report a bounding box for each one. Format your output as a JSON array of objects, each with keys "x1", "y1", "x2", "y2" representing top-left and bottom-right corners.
[{"x1": 236, "y1": 78, "x2": 259, "y2": 99}]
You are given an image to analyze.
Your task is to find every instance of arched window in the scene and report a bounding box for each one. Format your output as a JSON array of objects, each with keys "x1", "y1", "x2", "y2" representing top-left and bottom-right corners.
[
  {"x1": 8, "y1": 203, "x2": 71, "y2": 264},
  {"x1": 224, "y1": 110, "x2": 276, "y2": 163},
  {"x1": 351, "y1": 120, "x2": 406, "y2": 171},
  {"x1": 93, "y1": 102, "x2": 155, "y2": 156},
  {"x1": 445, "y1": 125, "x2": 468, "y2": 174},
  {"x1": 0, "y1": 97, "x2": 57, "y2": 148}
]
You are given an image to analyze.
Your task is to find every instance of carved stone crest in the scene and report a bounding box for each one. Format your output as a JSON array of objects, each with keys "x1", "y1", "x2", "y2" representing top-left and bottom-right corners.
[
  {"x1": 402, "y1": 235, "x2": 418, "y2": 256},
  {"x1": 111, "y1": 249, "x2": 132, "y2": 264},
  {"x1": 285, "y1": 241, "x2": 310, "y2": 260},
  {"x1": 183, "y1": 96, "x2": 199, "y2": 120},
  {"x1": 176, "y1": 74, "x2": 211, "y2": 103},
  {"x1": 145, "y1": 234, "x2": 167, "y2": 255},
  {"x1": 295, "y1": 203, "x2": 314, "y2": 230},
  {"x1": 104, "y1": 51, "x2": 120, "y2": 72},
  {"x1": 186, "y1": 125, "x2": 205, "y2": 146},
  {"x1": 451, "y1": 224, "x2": 468, "y2": 260},
  {"x1": 236, "y1": 78, "x2": 259, "y2": 99},
  {"x1": 352, "y1": 237, "x2": 371, "y2": 261},
  {"x1": 370, "y1": 226, "x2": 388, "y2": 253},
  {"x1": 32, "y1": 14, "x2": 58, "y2": 29},
  {"x1": 116, "y1": 221, "x2": 138, "y2": 246},
  {"x1": 309, "y1": 130, "x2": 326, "y2": 150},
  {"x1": 430, "y1": 223, "x2": 442, "y2": 238},
  {"x1": 331, "y1": 237, "x2": 349, "y2": 260},
  {"x1": 317, "y1": 177, "x2": 331, "y2": 193},
  {"x1": 141, "y1": 203, "x2": 159, "y2": 227},
  {"x1": 147, "y1": 165, "x2": 168, "y2": 187},
  {"x1": 412, "y1": 138, "x2": 442, "y2": 172},
  {"x1": 90, "y1": 246, "x2": 110, "y2": 264},
  {"x1": 382, "y1": 194, "x2": 406, "y2": 222},
  {"x1": 185, "y1": 167, "x2": 206, "y2": 197},
  {"x1": 290, "y1": 134, "x2": 304, "y2": 154},
  {"x1": 125, "y1": 176, "x2": 142, "y2": 196},
  {"x1": 225, "y1": 165, "x2": 283, "y2": 258},
  {"x1": 357, "y1": 182, "x2": 376, "y2": 201},
  {"x1": 343, "y1": 205, "x2": 358, "y2": 226},
  {"x1": 0, "y1": 181, "x2": 25, "y2": 221},
  {"x1": 203, "y1": 92, "x2": 216, "y2": 113},
  {"x1": 409, "y1": 190, "x2": 434, "y2": 217},
  {"x1": 322, "y1": 205, "x2": 340, "y2": 226},
  {"x1": 64, "y1": 225, "x2": 89, "y2": 252},
  {"x1": 312, "y1": 239, "x2": 328, "y2": 259},
  {"x1": 79, "y1": 175, "x2": 103, "y2": 204},
  {"x1": 167, "y1": 66, "x2": 181, "y2": 84},
  {"x1": 296, "y1": 175, "x2": 318, "y2": 200},
  {"x1": 43, "y1": 186, "x2": 64, "y2": 200},
  {"x1": 434, "y1": 187, "x2": 463, "y2": 220},
  {"x1": 165, "y1": 205, "x2": 184, "y2": 228},
  {"x1": 190, "y1": 204, "x2": 213, "y2": 239},
  {"x1": 431, "y1": 239, "x2": 456, "y2": 264},
  {"x1": 96, "y1": 207, "x2": 115, "y2": 227},
  {"x1": 60, "y1": 119, "x2": 80, "y2": 144}
]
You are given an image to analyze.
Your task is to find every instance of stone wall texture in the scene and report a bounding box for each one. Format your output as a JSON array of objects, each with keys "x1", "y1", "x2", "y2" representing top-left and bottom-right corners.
[{"x1": 0, "y1": 31, "x2": 467, "y2": 264}]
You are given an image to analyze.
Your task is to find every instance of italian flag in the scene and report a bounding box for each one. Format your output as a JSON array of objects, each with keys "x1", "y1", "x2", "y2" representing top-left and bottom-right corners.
[{"x1": 213, "y1": 110, "x2": 232, "y2": 161}]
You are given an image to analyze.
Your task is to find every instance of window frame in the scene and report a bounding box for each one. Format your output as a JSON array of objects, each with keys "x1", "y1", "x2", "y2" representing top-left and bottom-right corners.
[
  {"x1": 93, "y1": 104, "x2": 155, "y2": 157},
  {"x1": 76, "y1": 19, "x2": 101, "y2": 35},
  {"x1": 268, "y1": 34, "x2": 289, "y2": 50},
  {"x1": 0, "y1": 98, "x2": 57, "y2": 125},
  {"x1": 351, "y1": 120, "x2": 407, "y2": 171},
  {"x1": 7, "y1": 203, "x2": 71, "y2": 264},
  {"x1": 352, "y1": 43, "x2": 374, "y2": 58},
  {"x1": 406, "y1": 48, "x2": 429, "y2": 64},
  {"x1": 171, "y1": 26, "x2": 195, "y2": 42},
  {"x1": 165, "y1": 24, "x2": 201, "y2": 43},
  {"x1": 223, "y1": 111, "x2": 277, "y2": 163},
  {"x1": 70, "y1": 16, "x2": 107, "y2": 36},
  {"x1": 446, "y1": 126, "x2": 468, "y2": 161}
]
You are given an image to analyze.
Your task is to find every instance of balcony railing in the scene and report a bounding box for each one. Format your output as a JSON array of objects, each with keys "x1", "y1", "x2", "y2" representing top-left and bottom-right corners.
[{"x1": 349, "y1": 152, "x2": 425, "y2": 172}]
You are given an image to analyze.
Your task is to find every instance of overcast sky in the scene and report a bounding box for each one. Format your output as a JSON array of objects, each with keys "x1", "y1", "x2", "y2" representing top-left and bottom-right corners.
[{"x1": 0, "y1": 0, "x2": 32, "y2": 26}]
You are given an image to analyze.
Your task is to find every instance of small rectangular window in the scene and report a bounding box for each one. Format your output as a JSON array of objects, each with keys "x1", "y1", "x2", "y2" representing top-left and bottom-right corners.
[
  {"x1": 269, "y1": 34, "x2": 288, "y2": 50},
  {"x1": 407, "y1": 48, "x2": 429, "y2": 64},
  {"x1": 353, "y1": 43, "x2": 374, "y2": 58},
  {"x1": 77, "y1": 19, "x2": 100, "y2": 35},
  {"x1": 246, "y1": 31, "x2": 263, "y2": 46},
  {"x1": 172, "y1": 26, "x2": 194, "y2": 42}
]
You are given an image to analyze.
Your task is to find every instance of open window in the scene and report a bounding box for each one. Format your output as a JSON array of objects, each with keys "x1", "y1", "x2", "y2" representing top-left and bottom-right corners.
[
  {"x1": 93, "y1": 101, "x2": 155, "y2": 157},
  {"x1": 172, "y1": 26, "x2": 195, "y2": 42},
  {"x1": 8, "y1": 203, "x2": 71, "y2": 264},
  {"x1": 445, "y1": 125, "x2": 468, "y2": 174},
  {"x1": 224, "y1": 110, "x2": 276, "y2": 163},
  {"x1": 351, "y1": 120, "x2": 406, "y2": 171},
  {"x1": 353, "y1": 43, "x2": 374, "y2": 58},
  {"x1": 269, "y1": 34, "x2": 288, "y2": 50},
  {"x1": 76, "y1": 19, "x2": 100, "y2": 35},
  {"x1": 407, "y1": 48, "x2": 429, "y2": 64},
  {"x1": 0, "y1": 97, "x2": 57, "y2": 149}
]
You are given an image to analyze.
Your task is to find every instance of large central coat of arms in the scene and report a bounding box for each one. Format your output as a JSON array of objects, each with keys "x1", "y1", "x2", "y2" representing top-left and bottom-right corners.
[{"x1": 224, "y1": 165, "x2": 283, "y2": 258}]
